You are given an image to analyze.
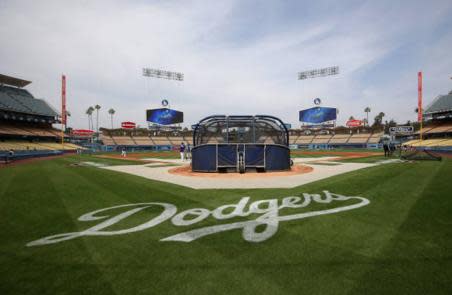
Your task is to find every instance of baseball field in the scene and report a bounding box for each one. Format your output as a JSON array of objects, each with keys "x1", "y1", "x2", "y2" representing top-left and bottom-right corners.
[{"x1": 1, "y1": 152, "x2": 451, "y2": 294}]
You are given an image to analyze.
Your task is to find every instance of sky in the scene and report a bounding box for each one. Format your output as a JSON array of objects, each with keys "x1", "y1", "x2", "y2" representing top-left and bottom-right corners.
[{"x1": 1, "y1": 0, "x2": 452, "y2": 129}]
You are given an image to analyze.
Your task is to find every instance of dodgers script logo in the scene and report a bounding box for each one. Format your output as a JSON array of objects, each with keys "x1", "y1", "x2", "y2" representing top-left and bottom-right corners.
[{"x1": 27, "y1": 191, "x2": 370, "y2": 247}]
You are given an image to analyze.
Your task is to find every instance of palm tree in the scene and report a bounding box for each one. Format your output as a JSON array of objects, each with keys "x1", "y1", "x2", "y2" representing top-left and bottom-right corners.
[
  {"x1": 66, "y1": 111, "x2": 71, "y2": 127},
  {"x1": 108, "y1": 108, "x2": 116, "y2": 129},
  {"x1": 94, "y1": 104, "x2": 101, "y2": 133},
  {"x1": 86, "y1": 107, "x2": 94, "y2": 130},
  {"x1": 364, "y1": 107, "x2": 371, "y2": 126}
]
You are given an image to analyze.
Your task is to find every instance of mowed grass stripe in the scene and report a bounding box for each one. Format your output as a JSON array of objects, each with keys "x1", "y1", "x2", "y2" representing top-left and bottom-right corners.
[
  {"x1": 0, "y1": 156, "x2": 451, "y2": 294},
  {"x1": 230, "y1": 162, "x2": 444, "y2": 294},
  {"x1": 0, "y1": 162, "x2": 117, "y2": 294},
  {"x1": 349, "y1": 160, "x2": 452, "y2": 294}
]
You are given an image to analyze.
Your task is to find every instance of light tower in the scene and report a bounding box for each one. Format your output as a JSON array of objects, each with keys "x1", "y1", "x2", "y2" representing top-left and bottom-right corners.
[{"x1": 142, "y1": 67, "x2": 184, "y2": 130}]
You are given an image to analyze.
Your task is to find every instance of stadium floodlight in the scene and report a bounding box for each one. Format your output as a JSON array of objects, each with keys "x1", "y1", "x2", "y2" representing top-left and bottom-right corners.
[
  {"x1": 298, "y1": 66, "x2": 339, "y2": 80},
  {"x1": 142, "y1": 68, "x2": 184, "y2": 81}
]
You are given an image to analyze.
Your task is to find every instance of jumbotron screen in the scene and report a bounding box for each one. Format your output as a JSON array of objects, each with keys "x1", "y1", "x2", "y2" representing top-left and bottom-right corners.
[
  {"x1": 146, "y1": 108, "x2": 184, "y2": 125},
  {"x1": 299, "y1": 107, "x2": 337, "y2": 123}
]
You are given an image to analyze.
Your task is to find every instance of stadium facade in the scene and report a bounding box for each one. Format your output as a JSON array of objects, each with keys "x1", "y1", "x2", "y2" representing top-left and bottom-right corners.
[{"x1": 0, "y1": 74, "x2": 82, "y2": 160}]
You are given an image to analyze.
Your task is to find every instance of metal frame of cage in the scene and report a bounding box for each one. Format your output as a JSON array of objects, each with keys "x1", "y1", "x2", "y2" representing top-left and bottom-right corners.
[{"x1": 191, "y1": 115, "x2": 290, "y2": 173}]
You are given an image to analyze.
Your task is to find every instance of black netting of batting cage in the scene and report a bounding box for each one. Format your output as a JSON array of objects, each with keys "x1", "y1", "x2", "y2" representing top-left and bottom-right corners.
[{"x1": 192, "y1": 115, "x2": 289, "y2": 146}]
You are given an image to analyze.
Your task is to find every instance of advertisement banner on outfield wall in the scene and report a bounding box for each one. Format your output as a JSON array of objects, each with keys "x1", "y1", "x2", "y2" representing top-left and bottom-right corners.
[{"x1": 299, "y1": 107, "x2": 337, "y2": 124}]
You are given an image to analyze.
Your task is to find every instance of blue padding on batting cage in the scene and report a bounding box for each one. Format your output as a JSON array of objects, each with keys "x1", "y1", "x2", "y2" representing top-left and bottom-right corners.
[
  {"x1": 245, "y1": 145, "x2": 265, "y2": 166},
  {"x1": 192, "y1": 145, "x2": 217, "y2": 172},
  {"x1": 218, "y1": 144, "x2": 237, "y2": 166},
  {"x1": 265, "y1": 145, "x2": 290, "y2": 171}
]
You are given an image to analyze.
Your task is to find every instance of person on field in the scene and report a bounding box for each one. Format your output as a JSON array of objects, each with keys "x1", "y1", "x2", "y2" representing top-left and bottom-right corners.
[
  {"x1": 121, "y1": 148, "x2": 127, "y2": 157},
  {"x1": 389, "y1": 142, "x2": 395, "y2": 156},
  {"x1": 186, "y1": 143, "x2": 191, "y2": 160},
  {"x1": 180, "y1": 142, "x2": 186, "y2": 161},
  {"x1": 383, "y1": 142, "x2": 389, "y2": 157}
]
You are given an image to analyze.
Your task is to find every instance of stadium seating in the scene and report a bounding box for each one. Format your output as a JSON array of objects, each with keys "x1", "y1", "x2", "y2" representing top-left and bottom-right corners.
[
  {"x1": 111, "y1": 136, "x2": 135, "y2": 146},
  {"x1": 204, "y1": 136, "x2": 223, "y2": 144},
  {"x1": 329, "y1": 134, "x2": 351, "y2": 144},
  {"x1": 0, "y1": 140, "x2": 83, "y2": 151},
  {"x1": 150, "y1": 136, "x2": 172, "y2": 145},
  {"x1": 167, "y1": 137, "x2": 184, "y2": 145},
  {"x1": 367, "y1": 133, "x2": 382, "y2": 144},
  {"x1": 425, "y1": 124, "x2": 452, "y2": 134},
  {"x1": 0, "y1": 123, "x2": 61, "y2": 137},
  {"x1": 347, "y1": 133, "x2": 371, "y2": 144},
  {"x1": 0, "y1": 125, "x2": 33, "y2": 136},
  {"x1": 311, "y1": 134, "x2": 332, "y2": 144},
  {"x1": 133, "y1": 136, "x2": 153, "y2": 145},
  {"x1": 294, "y1": 135, "x2": 314, "y2": 144},
  {"x1": 100, "y1": 135, "x2": 116, "y2": 145},
  {"x1": 290, "y1": 135, "x2": 299, "y2": 144},
  {"x1": 434, "y1": 139, "x2": 452, "y2": 146},
  {"x1": 414, "y1": 126, "x2": 434, "y2": 134},
  {"x1": 404, "y1": 139, "x2": 451, "y2": 147}
]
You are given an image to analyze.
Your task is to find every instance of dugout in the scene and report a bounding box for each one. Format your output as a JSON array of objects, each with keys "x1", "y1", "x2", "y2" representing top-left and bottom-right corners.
[{"x1": 191, "y1": 115, "x2": 291, "y2": 173}]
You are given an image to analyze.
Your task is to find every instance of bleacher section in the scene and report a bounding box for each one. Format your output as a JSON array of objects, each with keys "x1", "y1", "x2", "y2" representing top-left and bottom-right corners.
[
  {"x1": 0, "y1": 74, "x2": 84, "y2": 153},
  {"x1": 329, "y1": 134, "x2": 351, "y2": 144},
  {"x1": 0, "y1": 124, "x2": 62, "y2": 137},
  {"x1": 100, "y1": 131, "x2": 387, "y2": 149},
  {"x1": 111, "y1": 136, "x2": 135, "y2": 146},
  {"x1": 294, "y1": 135, "x2": 314, "y2": 145},
  {"x1": 403, "y1": 139, "x2": 452, "y2": 147},
  {"x1": 133, "y1": 136, "x2": 154, "y2": 145},
  {"x1": 311, "y1": 134, "x2": 332, "y2": 144},
  {"x1": 347, "y1": 133, "x2": 371, "y2": 144},
  {"x1": 367, "y1": 133, "x2": 382, "y2": 144},
  {"x1": 167, "y1": 137, "x2": 184, "y2": 145},
  {"x1": 150, "y1": 136, "x2": 172, "y2": 146},
  {"x1": 100, "y1": 135, "x2": 116, "y2": 145},
  {"x1": 0, "y1": 141, "x2": 83, "y2": 151},
  {"x1": 424, "y1": 124, "x2": 452, "y2": 134},
  {"x1": 205, "y1": 136, "x2": 222, "y2": 144}
]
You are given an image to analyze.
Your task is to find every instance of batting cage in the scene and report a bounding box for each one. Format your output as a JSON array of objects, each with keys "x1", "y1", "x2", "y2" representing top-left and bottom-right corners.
[{"x1": 191, "y1": 115, "x2": 291, "y2": 173}]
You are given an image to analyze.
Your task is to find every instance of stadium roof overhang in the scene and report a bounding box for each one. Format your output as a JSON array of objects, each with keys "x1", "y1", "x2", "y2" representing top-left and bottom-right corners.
[
  {"x1": 0, "y1": 74, "x2": 31, "y2": 88},
  {"x1": 424, "y1": 91, "x2": 452, "y2": 115}
]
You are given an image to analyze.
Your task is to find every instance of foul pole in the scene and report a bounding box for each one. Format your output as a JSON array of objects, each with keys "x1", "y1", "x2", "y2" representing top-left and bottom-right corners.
[
  {"x1": 61, "y1": 75, "x2": 66, "y2": 147},
  {"x1": 418, "y1": 72, "x2": 423, "y2": 141}
]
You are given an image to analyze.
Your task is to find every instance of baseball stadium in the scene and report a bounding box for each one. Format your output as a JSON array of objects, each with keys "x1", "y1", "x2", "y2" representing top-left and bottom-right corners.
[{"x1": 1, "y1": 2, "x2": 452, "y2": 295}]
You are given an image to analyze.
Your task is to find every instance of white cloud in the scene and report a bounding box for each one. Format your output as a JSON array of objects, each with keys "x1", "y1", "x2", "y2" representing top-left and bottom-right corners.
[{"x1": 0, "y1": 0, "x2": 451, "y2": 129}]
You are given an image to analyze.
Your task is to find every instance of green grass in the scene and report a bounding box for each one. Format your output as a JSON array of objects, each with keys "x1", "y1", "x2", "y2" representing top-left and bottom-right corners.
[
  {"x1": 336, "y1": 155, "x2": 397, "y2": 163},
  {"x1": 145, "y1": 164, "x2": 179, "y2": 168},
  {"x1": 0, "y1": 156, "x2": 451, "y2": 294},
  {"x1": 291, "y1": 153, "x2": 338, "y2": 158},
  {"x1": 305, "y1": 162, "x2": 342, "y2": 166},
  {"x1": 81, "y1": 154, "x2": 148, "y2": 165}
]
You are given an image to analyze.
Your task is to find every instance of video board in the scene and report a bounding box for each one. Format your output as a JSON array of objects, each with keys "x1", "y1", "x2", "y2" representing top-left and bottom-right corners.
[
  {"x1": 299, "y1": 107, "x2": 337, "y2": 124},
  {"x1": 146, "y1": 108, "x2": 184, "y2": 125}
]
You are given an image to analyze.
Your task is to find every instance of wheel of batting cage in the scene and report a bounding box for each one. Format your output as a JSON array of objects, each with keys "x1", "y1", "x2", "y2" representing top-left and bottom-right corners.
[{"x1": 238, "y1": 152, "x2": 245, "y2": 174}]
